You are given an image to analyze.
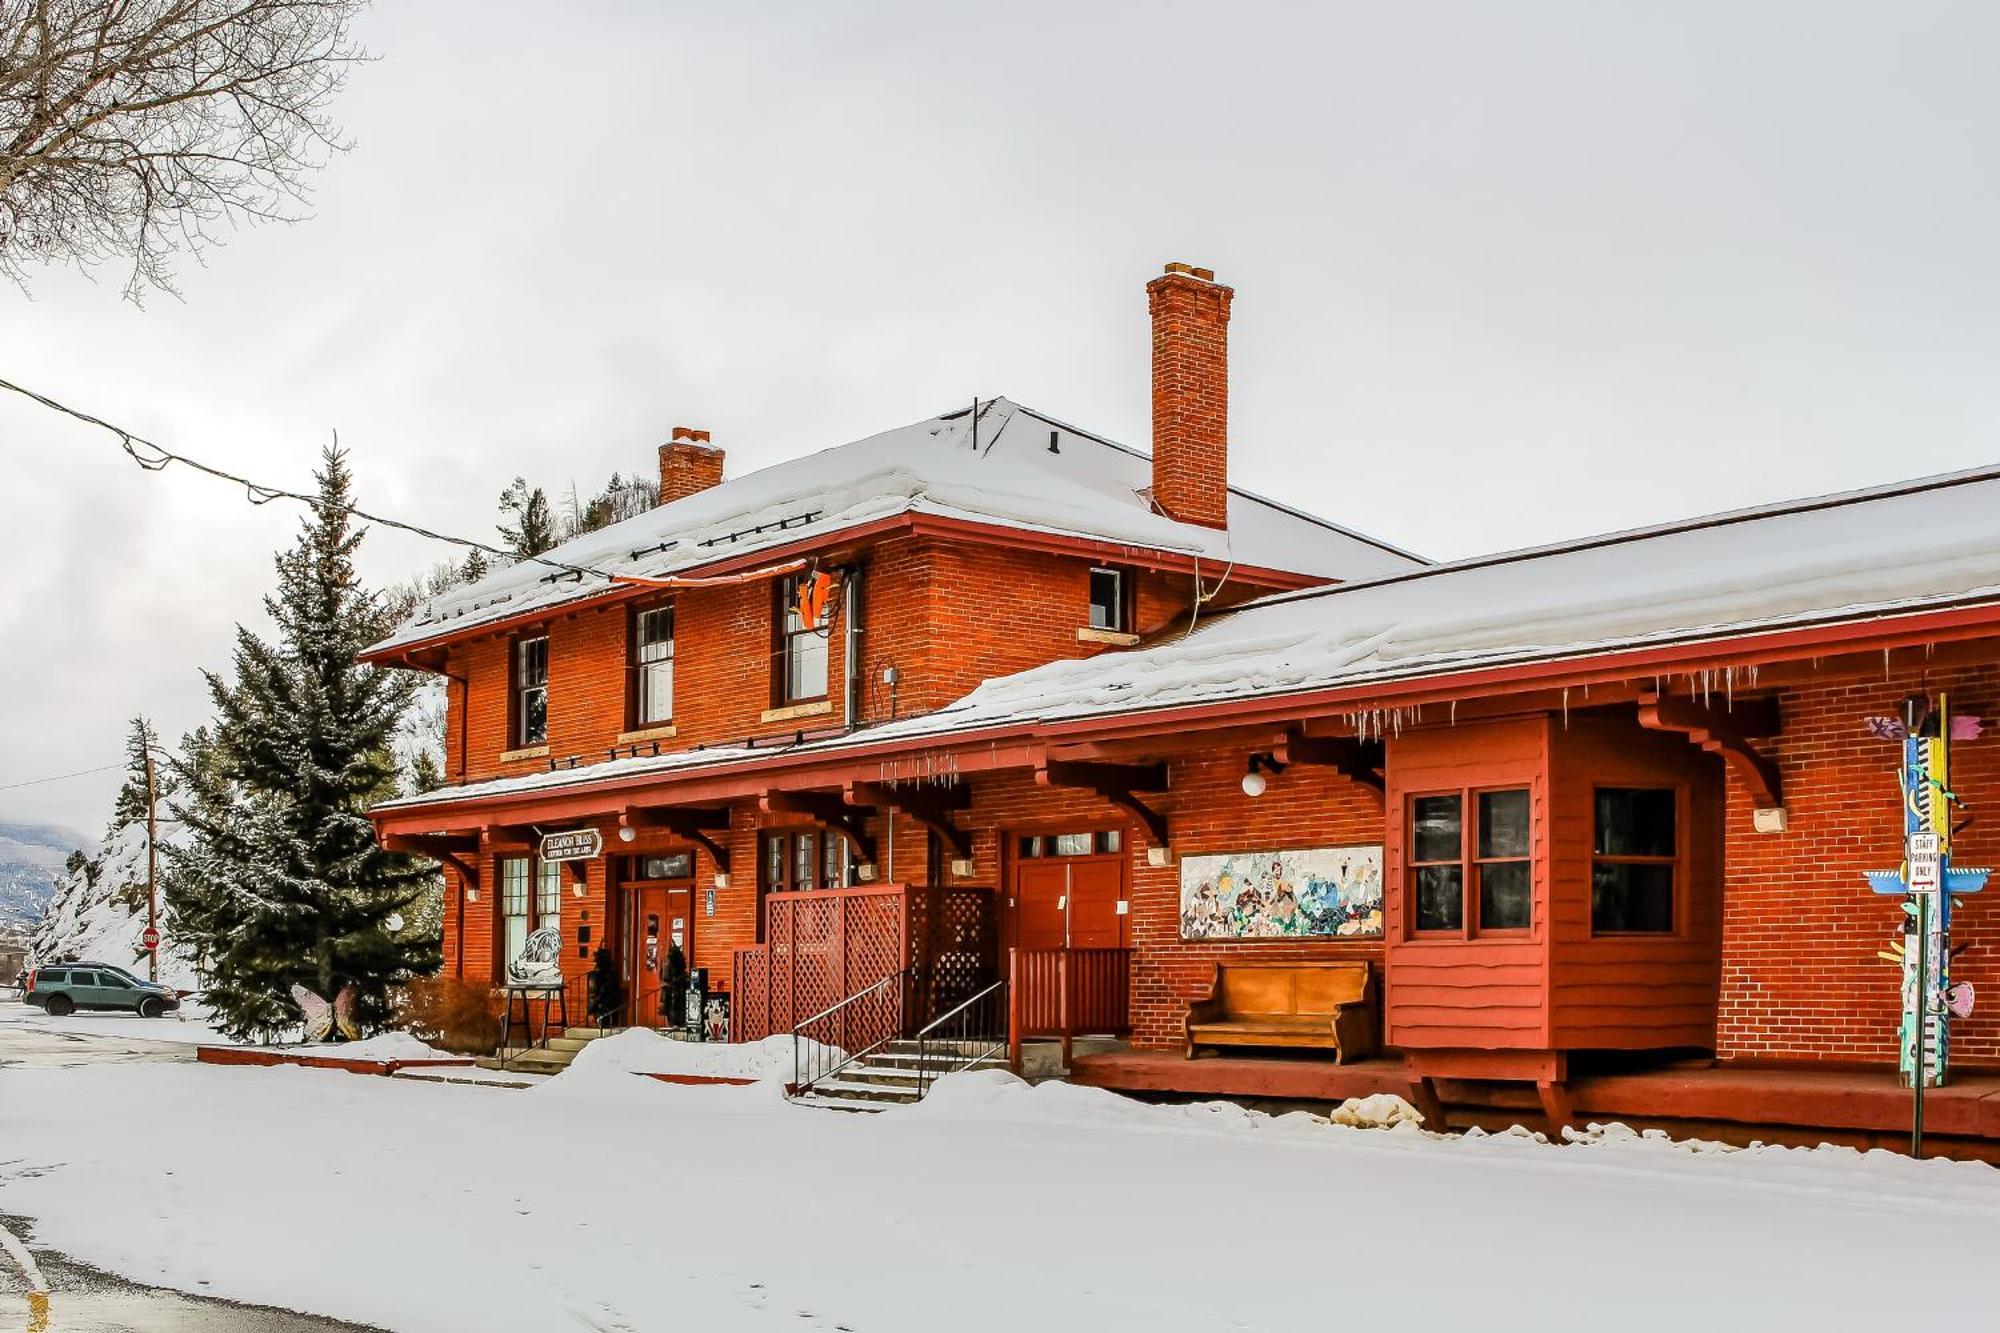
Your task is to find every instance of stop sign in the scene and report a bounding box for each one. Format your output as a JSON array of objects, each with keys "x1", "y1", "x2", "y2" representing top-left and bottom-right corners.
[{"x1": 141, "y1": 926, "x2": 160, "y2": 951}]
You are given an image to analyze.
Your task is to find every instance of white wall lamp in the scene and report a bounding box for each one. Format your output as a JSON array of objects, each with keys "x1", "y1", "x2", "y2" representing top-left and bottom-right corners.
[
  {"x1": 713, "y1": 872, "x2": 731, "y2": 891},
  {"x1": 950, "y1": 857, "x2": 976, "y2": 878},
  {"x1": 1146, "y1": 845, "x2": 1175, "y2": 868},
  {"x1": 617, "y1": 824, "x2": 638, "y2": 843},
  {"x1": 1241, "y1": 752, "x2": 1287, "y2": 798}
]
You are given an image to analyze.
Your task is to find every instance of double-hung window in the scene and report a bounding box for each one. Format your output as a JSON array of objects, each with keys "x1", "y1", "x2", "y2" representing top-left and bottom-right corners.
[
  {"x1": 500, "y1": 857, "x2": 532, "y2": 967},
  {"x1": 631, "y1": 606, "x2": 675, "y2": 727},
  {"x1": 776, "y1": 574, "x2": 830, "y2": 705},
  {"x1": 1088, "y1": 567, "x2": 1127, "y2": 633},
  {"x1": 1408, "y1": 787, "x2": 1534, "y2": 935},
  {"x1": 1592, "y1": 788, "x2": 1677, "y2": 933},
  {"x1": 513, "y1": 635, "x2": 549, "y2": 747},
  {"x1": 535, "y1": 859, "x2": 562, "y2": 934}
]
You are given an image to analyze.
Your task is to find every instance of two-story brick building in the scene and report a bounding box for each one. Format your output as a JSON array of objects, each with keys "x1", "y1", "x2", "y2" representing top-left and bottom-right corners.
[{"x1": 370, "y1": 263, "x2": 2000, "y2": 1153}]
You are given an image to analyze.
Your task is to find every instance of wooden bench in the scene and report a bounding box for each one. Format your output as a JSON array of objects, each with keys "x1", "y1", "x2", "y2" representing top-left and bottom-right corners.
[{"x1": 1183, "y1": 960, "x2": 1375, "y2": 1064}]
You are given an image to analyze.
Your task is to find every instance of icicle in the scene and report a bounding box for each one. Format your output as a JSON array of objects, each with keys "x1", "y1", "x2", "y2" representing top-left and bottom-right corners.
[
  {"x1": 1726, "y1": 665, "x2": 1734, "y2": 710},
  {"x1": 1450, "y1": 700, "x2": 1458, "y2": 726},
  {"x1": 1885, "y1": 648, "x2": 1893, "y2": 681},
  {"x1": 1562, "y1": 686, "x2": 1570, "y2": 729}
]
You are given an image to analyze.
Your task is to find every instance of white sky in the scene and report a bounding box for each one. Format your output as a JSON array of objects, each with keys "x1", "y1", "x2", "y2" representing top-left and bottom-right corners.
[{"x1": 6, "y1": 1, "x2": 2000, "y2": 832}]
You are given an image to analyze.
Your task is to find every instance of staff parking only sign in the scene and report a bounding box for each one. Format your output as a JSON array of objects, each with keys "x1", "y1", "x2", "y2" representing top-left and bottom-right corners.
[{"x1": 539, "y1": 828, "x2": 604, "y2": 863}]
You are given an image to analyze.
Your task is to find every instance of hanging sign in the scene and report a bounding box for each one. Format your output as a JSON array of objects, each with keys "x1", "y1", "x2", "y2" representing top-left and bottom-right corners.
[{"x1": 540, "y1": 828, "x2": 604, "y2": 863}]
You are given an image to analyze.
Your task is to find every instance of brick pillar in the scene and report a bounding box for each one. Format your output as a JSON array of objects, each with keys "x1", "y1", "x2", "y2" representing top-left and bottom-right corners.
[
  {"x1": 658, "y1": 427, "x2": 725, "y2": 505},
  {"x1": 1145, "y1": 262, "x2": 1234, "y2": 529}
]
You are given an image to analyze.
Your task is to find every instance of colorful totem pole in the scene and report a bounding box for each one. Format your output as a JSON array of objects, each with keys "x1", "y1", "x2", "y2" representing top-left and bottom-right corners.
[{"x1": 1864, "y1": 694, "x2": 1989, "y2": 1118}]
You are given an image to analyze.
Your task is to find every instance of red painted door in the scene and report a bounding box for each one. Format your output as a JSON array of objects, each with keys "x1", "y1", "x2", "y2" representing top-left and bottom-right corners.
[
  {"x1": 1016, "y1": 862, "x2": 1069, "y2": 950},
  {"x1": 1012, "y1": 856, "x2": 1127, "y2": 949},
  {"x1": 627, "y1": 886, "x2": 667, "y2": 1027},
  {"x1": 1066, "y1": 859, "x2": 1125, "y2": 948}
]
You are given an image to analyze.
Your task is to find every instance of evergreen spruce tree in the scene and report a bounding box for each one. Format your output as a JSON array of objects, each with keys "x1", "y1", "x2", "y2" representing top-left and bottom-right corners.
[
  {"x1": 166, "y1": 447, "x2": 440, "y2": 1040},
  {"x1": 497, "y1": 476, "x2": 556, "y2": 557},
  {"x1": 106, "y1": 716, "x2": 171, "y2": 836}
]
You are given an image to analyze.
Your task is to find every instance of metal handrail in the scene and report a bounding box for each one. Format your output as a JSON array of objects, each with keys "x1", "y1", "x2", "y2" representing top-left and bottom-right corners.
[
  {"x1": 792, "y1": 968, "x2": 907, "y2": 1096},
  {"x1": 914, "y1": 977, "x2": 1008, "y2": 1100}
]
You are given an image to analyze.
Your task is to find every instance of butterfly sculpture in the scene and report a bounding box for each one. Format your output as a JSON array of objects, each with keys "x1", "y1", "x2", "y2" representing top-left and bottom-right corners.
[{"x1": 291, "y1": 983, "x2": 361, "y2": 1043}]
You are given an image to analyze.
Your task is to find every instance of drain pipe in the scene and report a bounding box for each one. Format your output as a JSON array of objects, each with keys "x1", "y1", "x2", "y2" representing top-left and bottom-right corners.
[{"x1": 842, "y1": 566, "x2": 863, "y2": 726}]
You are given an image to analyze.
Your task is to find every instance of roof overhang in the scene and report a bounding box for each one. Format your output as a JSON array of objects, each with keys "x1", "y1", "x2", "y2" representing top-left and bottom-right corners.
[
  {"x1": 372, "y1": 595, "x2": 2000, "y2": 835},
  {"x1": 363, "y1": 510, "x2": 1328, "y2": 669}
]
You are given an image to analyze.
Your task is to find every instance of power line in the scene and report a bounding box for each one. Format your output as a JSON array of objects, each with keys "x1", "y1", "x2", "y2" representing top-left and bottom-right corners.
[
  {"x1": 0, "y1": 376, "x2": 613, "y2": 584},
  {"x1": 0, "y1": 761, "x2": 124, "y2": 793}
]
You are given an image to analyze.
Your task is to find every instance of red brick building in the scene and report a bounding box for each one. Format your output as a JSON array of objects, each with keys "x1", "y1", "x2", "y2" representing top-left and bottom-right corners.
[{"x1": 369, "y1": 263, "x2": 2000, "y2": 1152}]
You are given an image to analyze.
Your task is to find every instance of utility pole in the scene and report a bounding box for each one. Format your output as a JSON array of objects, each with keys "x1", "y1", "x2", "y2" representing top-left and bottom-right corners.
[{"x1": 144, "y1": 745, "x2": 158, "y2": 984}]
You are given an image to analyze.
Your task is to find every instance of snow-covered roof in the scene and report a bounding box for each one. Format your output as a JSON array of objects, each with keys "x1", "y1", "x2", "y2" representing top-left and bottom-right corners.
[
  {"x1": 368, "y1": 398, "x2": 1426, "y2": 656},
  {"x1": 375, "y1": 462, "x2": 2000, "y2": 817}
]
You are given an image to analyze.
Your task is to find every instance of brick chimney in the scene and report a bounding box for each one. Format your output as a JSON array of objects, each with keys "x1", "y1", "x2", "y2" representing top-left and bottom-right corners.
[
  {"x1": 1146, "y1": 262, "x2": 1234, "y2": 529},
  {"x1": 657, "y1": 426, "x2": 724, "y2": 505}
]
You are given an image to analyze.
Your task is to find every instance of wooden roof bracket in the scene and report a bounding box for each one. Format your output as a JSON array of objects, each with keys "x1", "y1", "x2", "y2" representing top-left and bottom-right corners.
[
  {"x1": 1034, "y1": 756, "x2": 1170, "y2": 847},
  {"x1": 844, "y1": 781, "x2": 972, "y2": 860},
  {"x1": 1636, "y1": 691, "x2": 1783, "y2": 809},
  {"x1": 759, "y1": 790, "x2": 878, "y2": 864},
  {"x1": 1276, "y1": 730, "x2": 1386, "y2": 800},
  {"x1": 383, "y1": 833, "x2": 481, "y2": 888},
  {"x1": 620, "y1": 805, "x2": 732, "y2": 874}
]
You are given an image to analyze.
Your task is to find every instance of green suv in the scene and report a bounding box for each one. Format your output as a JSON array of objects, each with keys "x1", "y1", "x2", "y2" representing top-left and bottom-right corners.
[{"x1": 24, "y1": 963, "x2": 180, "y2": 1018}]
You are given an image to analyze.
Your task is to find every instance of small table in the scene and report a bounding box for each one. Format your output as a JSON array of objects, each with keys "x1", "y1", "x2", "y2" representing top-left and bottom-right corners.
[{"x1": 499, "y1": 983, "x2": 568, "y2": 1067}]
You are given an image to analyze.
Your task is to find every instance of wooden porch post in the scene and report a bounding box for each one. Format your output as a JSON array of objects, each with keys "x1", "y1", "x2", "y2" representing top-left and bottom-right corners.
[{"x1": 1008, "y1": 948, "x2": 1022, "y2": 1074}]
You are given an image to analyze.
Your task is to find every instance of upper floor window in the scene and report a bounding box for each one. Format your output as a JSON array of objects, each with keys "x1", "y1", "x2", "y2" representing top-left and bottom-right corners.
[
  {"x1": 512, "y1": 636, "x2": 549, "y2": 748},
  {"x1": 1409, "y1": 787, "x2": 1533, "y2": 935},
  {"x1": 776, "y1": 573, "x2": 830, "y2": 705},
  {"x1": 1592, "y1": 788, "x2": 1677, "y2": 934},
  {"x1": 1088, "y1": 567, "x2": 1127, "y2": 632},
  {"x1": 631, "y1": 606, "x2": 675, "y2": 727}
]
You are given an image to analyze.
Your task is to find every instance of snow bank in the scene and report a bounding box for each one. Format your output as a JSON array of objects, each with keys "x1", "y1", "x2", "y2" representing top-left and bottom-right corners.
[
  {"x1": 545, "y1": 1028, "x2": 842, "y2": 1089},
  {"x1": 284, "y1": 1032, "x2": 452, "y2": 1061}
]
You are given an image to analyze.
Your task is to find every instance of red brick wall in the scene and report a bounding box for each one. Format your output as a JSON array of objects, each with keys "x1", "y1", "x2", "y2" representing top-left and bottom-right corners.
[
  {"x1": 953, "y1": 752, "x2": 1388, "y2": 1051},
  {"x1": 444, "y1": 536, "x2": 1202, "y2": 784},
  {"x1": 1146, "y1": 263, "x2": 1233, "y2": 529},
  {"x1": 1718, "y1": 663, "x2": 2000, "y2": 1066}
]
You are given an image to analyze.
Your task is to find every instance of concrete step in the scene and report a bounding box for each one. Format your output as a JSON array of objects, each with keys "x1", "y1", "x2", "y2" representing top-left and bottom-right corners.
[
  {"x1": 499, "y1": 1048, "x2": 580, "y2": 1073},
  {"x1": 789, "y1": 1092, "x2": 886, "y2": 1114},
  {"x1": 563, "y1": 1026, "x2": 620, "y2": 1040},
  {"x1": 882, "y1": 1038, "x2": 1003, "y2": 1059},
  {"x1": 546, "y1": 1036, "x2": 596, "y2": 1053},
  {"x1": 800, "y1": 1077, "x2": 921, "y2": 1105},
  {"x1": 865, "y1": 1049, "x2": 1005, "y2": 1071}
]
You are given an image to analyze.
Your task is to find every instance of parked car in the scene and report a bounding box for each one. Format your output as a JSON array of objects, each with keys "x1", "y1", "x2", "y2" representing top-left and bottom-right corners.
[{"x1": 23, "y1": 964, "x2": 180, "y2": 1018}]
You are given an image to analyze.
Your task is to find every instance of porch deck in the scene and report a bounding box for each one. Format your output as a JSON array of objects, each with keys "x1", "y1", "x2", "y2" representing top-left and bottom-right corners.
[{"x1": 1069, "y1": 1049, "x2": 2000, "y2": 1159}]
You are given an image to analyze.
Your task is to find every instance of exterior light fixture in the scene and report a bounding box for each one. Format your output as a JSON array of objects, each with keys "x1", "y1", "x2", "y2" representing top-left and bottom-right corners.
[
  {"x1": 465, "y1": 887, "x2": 479, "y2": 903},
  {"x1": 713, "y1": 872, "x2": 731, "y2": 891},
  {"x1": 617, "y1": 824, "x2": 637, "y2": 843},
  {"x1": 1241, "y1": 752, "x2": 1287, "y2": 797},
  {"x1": 949, "y1": 857, "x2": 976, "y2": 878}
]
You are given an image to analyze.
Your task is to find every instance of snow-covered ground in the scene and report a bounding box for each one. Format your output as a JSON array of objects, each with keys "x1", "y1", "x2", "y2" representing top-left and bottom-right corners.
[{"x1": 2, "y1": 1051, "x2": 1997, "y2": 1332}]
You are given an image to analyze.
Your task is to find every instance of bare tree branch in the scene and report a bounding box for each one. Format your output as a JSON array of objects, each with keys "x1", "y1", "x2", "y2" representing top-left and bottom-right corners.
[{"x1": 0, "y1": 0, "x2": 367, "y2": 300}]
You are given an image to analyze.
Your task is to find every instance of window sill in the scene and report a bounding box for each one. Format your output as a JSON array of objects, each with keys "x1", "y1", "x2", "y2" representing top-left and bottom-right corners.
[
  {"x1": 761, "y1": 699, "x2": 833, "y2": 724},
  {"x1": 498, "y1": 744, "x2": 549, "y2": 763},
  {"x1": 617, "y1": 724, "x2": 679, "y2": 744},
  {"x1": 1076, "y1": 626, "x2": 1140, "y2": 646}
]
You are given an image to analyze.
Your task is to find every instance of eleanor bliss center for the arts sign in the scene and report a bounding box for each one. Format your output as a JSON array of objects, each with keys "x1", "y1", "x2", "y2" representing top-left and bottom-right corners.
[{"x1": 1178, "y1": 845, "x2": 1384, "y2": 939}]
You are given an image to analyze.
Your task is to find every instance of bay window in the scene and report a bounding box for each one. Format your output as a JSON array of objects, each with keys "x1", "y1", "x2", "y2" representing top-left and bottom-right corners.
[
  {"x1": 1408, "y1": 786, "x2": 1533, "y2": 935},
  {"x1": 1592, "y1": 787, "x2": 1677, "y2": 933}
]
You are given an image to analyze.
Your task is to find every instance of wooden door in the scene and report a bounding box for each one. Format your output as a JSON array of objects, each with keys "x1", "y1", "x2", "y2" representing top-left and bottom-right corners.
[
  {"x1": 628, "y1": 885, "x2": 668, "y2": 1027},
  {"x1": 1015, "y1": 862, "x2": 1069, "y2": 950},
  {"x1": 1066, "y1": 859, "x2": 1126, "y2": 948}
]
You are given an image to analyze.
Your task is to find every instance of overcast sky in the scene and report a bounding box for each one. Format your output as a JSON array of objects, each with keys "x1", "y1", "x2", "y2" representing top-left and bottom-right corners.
[{"x1": 7, "y1": 1, "x2": 2000, "y2": 833}]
